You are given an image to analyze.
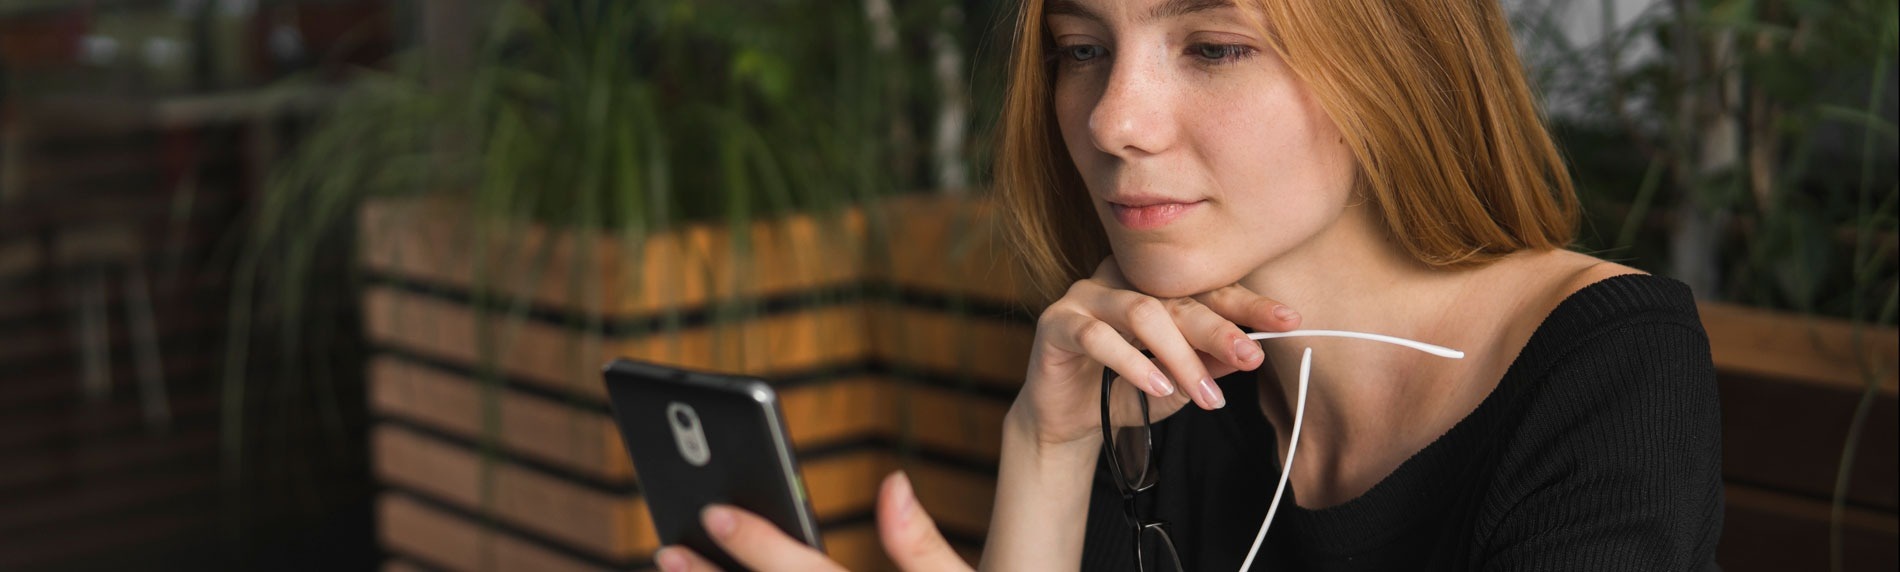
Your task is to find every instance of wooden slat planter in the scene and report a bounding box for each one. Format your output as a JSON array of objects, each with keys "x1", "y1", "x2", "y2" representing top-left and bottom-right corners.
[
  {"x1": 1702, "y1": 301, "x2": 1899, "y2": 571},
  {"x1": 360, "y1": 194, "x2": 1032, "y2": 571}
]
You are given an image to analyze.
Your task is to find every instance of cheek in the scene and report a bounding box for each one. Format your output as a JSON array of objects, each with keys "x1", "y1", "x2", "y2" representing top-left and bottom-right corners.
[
  {"x1": 1203, "y1": 84, "x2": 1355, "y2": 227},
  {"x1": 1052, "y1": 79, "x2": 1095, "y2": 165}
]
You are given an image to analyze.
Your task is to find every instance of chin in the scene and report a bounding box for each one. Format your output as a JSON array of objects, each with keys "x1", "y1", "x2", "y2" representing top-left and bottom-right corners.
[{"x1": 1114, "y1": 249, "x2": 1231, "y2": 299}]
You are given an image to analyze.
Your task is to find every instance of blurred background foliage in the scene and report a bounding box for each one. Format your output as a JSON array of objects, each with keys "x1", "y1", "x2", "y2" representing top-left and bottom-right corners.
[
  {"x1": 254, "y1": 0, "x2": 1006, "y2": 235},
  {"x1": 1513, "y1": 0, "x2": 1898, "y2": 325}
]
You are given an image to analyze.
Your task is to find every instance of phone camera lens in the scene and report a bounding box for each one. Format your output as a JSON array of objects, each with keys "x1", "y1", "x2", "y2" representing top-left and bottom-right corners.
[{"x1": 672, "y1": 408, "x2": 692, "y2": 427}]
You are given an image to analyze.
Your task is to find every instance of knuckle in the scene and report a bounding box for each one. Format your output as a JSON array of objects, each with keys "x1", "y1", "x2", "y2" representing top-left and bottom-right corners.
[
  {"x1": 1064, "y1": 279, "x2": 1090, "y2": 298},
  {"x1": 1035, "y1": 304, "x2": 1065, "y2": 329},
  {"x1": 1068, "y1": 277, "x2": 1106, "y2": 298},
  {"x1": 1207, "y1": 323, "x2": 1237, "y2": 346},
  {"x1": 1165, "y1": 296, "x2": 1201, "y2": 314},
  {"x1": 1126, "y1": 296, "x2": 1165, "y2": 323},
  {"x1": 1196, "y1": 284, "x2": 1237, "y2": 304},
  {"x1": 1247, "y1": 296, "x2": 1275, "y2": 319},
  {"x1": 1075, "y1": 319, "x2": 1115, "y2": 346}
]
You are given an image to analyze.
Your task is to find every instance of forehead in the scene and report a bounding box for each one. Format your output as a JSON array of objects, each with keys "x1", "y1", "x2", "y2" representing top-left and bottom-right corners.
[{"x1": 1045, "y1": 0, "x2": 1240, "y2": 24}]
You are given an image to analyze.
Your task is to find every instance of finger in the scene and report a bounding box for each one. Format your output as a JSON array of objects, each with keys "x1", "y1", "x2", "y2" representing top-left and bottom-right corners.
[
  {"x1": 701, "y1": 505, "x2": 844, "y2": 572},
  {"x1": 1162, "y1": 296, "x2": 1265, "y2": 373},
  {"x1": 655, "y1": 545, "x2": 723, "y2": 572},
  {"x1": 1088, "y1": 289, "x2": 1224, "y2": 409},
  {"x1": 1042, "y1": 310, "x2": 1174, "y2": 398},
  {"x1": 1194, "y1": 284, "x2": 1300, "y2": 332},
  {"x1": 1196, "y1": 348, "x2": 1244, "y2": 381},
  {"x1": 877, "y1": 471, "x2": 973, "y2": 572}
]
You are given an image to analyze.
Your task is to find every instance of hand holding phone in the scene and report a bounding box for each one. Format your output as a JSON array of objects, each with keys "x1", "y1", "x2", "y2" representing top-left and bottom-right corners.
[
  {"x1": 602, "y1": 359, "x2": 823, "y2": 570},
  {"x1": 653, "y1": 470, "x2": 971, "y2": 572}
]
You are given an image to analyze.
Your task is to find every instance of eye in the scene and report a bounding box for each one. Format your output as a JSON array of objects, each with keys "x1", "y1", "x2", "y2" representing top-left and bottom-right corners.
[
  {"x1": 1190, "y1": 43, "x2": 1255, "y2": 65},
  {"x1": 1061, "y1": 44, "x2": 1107, "y2": 63}
]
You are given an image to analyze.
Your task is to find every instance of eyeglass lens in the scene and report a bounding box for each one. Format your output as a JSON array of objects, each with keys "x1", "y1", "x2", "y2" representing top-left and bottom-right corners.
[
  {"x1": 1138, "y1": 521, "x2": 1185, "y2": 572},
  {"x1": 1106, "y1": 372, "x2": 1160, "y2": 489}
]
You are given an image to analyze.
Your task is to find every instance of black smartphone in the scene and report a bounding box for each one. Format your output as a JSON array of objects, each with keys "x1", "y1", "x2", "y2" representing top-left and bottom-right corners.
[{"x1": 602, "y1": 358, "x2": 823, "y2": 571}]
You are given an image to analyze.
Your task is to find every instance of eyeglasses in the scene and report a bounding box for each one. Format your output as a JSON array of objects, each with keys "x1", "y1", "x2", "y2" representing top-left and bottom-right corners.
[
  {"x1": 1100, "y1": 329, "x2": 1465, "y2": 572},
  {"x1": 1101, "y1": 344, "x2": 1182, "y2": 572}
]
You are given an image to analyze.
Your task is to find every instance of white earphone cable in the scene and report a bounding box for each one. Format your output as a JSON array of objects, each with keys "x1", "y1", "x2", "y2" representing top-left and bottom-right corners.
[
  {"x1": 1233, "y1": 331, "x2": 1465, "y2": 572},
  {"x1": 1236, "y1": 346, "x2": 1310, "y2": 572}
]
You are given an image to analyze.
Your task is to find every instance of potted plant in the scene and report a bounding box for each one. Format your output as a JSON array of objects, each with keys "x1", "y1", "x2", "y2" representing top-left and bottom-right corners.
[{"x1": 225, "y1": 0, "x2": 1023, "y2": 569}]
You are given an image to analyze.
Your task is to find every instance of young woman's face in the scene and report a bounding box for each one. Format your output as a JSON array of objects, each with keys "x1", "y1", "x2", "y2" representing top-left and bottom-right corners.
[{"x1": 1048, "y1": 0, "x2": 1358, "y2": 298}]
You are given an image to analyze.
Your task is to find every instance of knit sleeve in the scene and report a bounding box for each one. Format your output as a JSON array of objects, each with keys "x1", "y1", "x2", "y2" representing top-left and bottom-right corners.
[{"x1": 1477, "y1": 317, "x2": 1725, "y2": 571}]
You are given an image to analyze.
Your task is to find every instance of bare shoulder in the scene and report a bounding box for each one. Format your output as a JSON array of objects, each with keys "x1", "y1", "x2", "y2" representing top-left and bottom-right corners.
[
  {"x1": 1488, "y1": 249, "x2": 1648, "y2": 312},
  {"x1": 1547, "y1": 250, "x2": 1647, "y2": 298}
]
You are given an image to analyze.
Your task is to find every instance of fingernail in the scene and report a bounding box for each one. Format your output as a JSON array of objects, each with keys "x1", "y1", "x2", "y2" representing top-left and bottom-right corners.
[
  {"x1": 704, "y1": 505, "x2": 737, "y2": 539},
  {"x1": 1199, "y1": 378, "x2": 1226, "y2": 409},
  {"x1": 1147, "y1": 371, "x2": 1176, "y2": 396},
  {"x1": 1233, "y1": 336, "x2": 1260, "y2": 363},
  {"x1": 1273, "y1": 305, "x2": 1299, "y2": 323},
  {"x1": 656, "y1": 547, "x2": 688, "y2": 572},
  {"x1": 891, "y1": 471, "x2": 916, "y2": 521}
]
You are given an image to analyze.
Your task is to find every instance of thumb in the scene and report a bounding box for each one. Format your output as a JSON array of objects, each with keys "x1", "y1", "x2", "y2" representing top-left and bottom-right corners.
[{"x1": 876, "y1": 471, "x2": 972, "y2": 572}]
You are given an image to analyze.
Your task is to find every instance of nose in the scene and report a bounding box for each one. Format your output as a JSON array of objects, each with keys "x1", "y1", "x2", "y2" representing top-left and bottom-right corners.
[{"x1": 1087, "y1": 50, "x2": 1177, "y2": 158}]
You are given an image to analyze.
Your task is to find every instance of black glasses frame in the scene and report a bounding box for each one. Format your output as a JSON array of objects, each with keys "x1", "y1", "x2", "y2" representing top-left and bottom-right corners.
[{"x1": 1101, "y1": 360, "x2": 1185, "y2": 572}]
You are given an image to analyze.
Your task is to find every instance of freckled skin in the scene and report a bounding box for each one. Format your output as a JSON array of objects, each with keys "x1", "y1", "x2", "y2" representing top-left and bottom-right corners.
[{"x1": 1049, "y1": 1, "x2": 1359, "y2": 299}]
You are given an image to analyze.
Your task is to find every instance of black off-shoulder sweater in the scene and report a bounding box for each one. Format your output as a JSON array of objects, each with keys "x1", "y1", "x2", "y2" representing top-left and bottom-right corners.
[{"x1": 1080, "y1": 274, "x2": 1724, "y2": 571}]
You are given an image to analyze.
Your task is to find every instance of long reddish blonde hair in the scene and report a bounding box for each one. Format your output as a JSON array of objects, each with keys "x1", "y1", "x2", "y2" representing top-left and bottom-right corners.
[{"x1": 995, "y1": 0, "x2": 1579, "y2": 304}]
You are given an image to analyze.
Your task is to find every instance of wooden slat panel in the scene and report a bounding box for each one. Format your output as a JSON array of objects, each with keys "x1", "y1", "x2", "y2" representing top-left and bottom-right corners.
[
  {"x1": 371, "y1": 356, "x2": 1007, "y2": 484},
  {"x1": 824, "y1": 522, "x2": 894, "y2": 572},
  {"x1": 372, "y1": 419, "x2": 995, "y2": 564},
  {"x1": 381, "y1": 491, "x2": 885, "y2": 572},
  {"x1": 0, "y1": 305, "x2": 220, "y2": 366},
  {"x1": 0, "y1": 394, "x2": 219, "y2": 451},
  {"x1": 370, "y1": 357, "x2": 633, "y2": 481},
  {"x1": 0, "y1": 429, "x2": 216, "y2": 491},
  {"x1": 0, "y1": 510, "x2": 207, "y2": 571},
  {"x1": 364, "y1": 286, "x2": 871, "y2": 399},
  {"x1": 875, "y1": 194, "x2": 1031, "y2": 305},
  {"x1": 1719, "y1": 484, "x2": 1899, "y2": 572},
  {"x1": 1721, "y1": 370, "x2": 1898, "y2": 510},
  {"x1": 0, "y1": 269, "x2": 229, "y2": 324},
  {"x1": 0, "y1": 469, "x2": 215, "y2": 532},
  {"x1": 379, "y1": 493, "x2": 614, "y2": 572},
  {"x1": 781, "y1": 378, "x2": 901, "y2": 450},
  {"x1": 373, "y1": 424, "x2": 652, "y2": 559},
  {"x1": 360, "y1": 197, "x2": 867, "y2": 318},
  {"x1": 1701, "y1": 301, "x2": 1899, "y2": 394},
  {"x1": 906, "y1": 460, "x2": 997, "y2": 537},
  {"x1": 0, "y1": 350, "x2": 213, "y2": 414},
  {"x1": 803, "y1": 451, "x2": 894, "y2": 519},
  {"x1": 890, "y1": 381, "x2": 1010, "y2": 461},
  {"x1": 372, "y1": 357, "x2": 894, "y2": 482},
  {"x1": 869, "y1": 301, "x2": 1033, "y2": 391},
  {"x1": 373, "y1": 424, "x2": 900, "y2": 561}
]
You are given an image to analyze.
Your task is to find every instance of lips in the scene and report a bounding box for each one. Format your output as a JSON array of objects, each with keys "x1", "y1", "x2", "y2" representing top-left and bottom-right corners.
[{"x1": 1108, "y1": 198, "x2": 1205, "y2": 231}]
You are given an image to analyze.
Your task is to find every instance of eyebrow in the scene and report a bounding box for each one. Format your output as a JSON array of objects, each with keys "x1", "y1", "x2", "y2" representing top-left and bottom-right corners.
[{"x1": 1045, "y1": 0, "x2": 1238, "y2": 25}]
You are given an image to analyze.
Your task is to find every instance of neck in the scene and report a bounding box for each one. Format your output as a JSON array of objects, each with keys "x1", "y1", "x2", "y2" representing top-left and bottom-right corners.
[{"x1": 1235, "y1": 202, "x2": 1482, "y2": 506}]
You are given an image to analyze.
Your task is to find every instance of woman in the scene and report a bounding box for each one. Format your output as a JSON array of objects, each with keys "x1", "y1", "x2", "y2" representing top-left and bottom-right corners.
[{"x1": 655, "y1": 0, "x2": 1724, "y2": 570}]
